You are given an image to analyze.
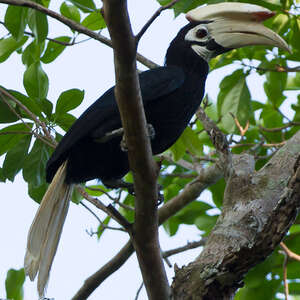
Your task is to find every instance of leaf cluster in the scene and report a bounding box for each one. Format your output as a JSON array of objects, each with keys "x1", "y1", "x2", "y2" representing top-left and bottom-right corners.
[{"x1": 0, "y1": 0, "x2": 299, "y2": 298}]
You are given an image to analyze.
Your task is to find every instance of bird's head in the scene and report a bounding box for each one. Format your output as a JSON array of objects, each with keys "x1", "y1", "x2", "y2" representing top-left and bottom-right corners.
[{"x1": 179, "y1": 2, "x2": 290, "y2": 62}]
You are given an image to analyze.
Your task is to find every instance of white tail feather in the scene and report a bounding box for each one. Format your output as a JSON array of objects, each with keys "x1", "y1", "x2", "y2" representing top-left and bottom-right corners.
[{"x1": 24, "y1": 161, "x2": 74, "y2": 298}]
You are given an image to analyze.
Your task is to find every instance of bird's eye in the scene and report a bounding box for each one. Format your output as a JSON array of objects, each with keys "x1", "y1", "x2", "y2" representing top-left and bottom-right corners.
[{"x1": 196, "y1": 27, "x2": 208, "y2": 39}]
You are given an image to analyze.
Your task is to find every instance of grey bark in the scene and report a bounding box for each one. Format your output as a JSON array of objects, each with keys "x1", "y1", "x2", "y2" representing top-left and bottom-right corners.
[{"x1": 172, "y1": 131, "x2": 300, "y2": 299}]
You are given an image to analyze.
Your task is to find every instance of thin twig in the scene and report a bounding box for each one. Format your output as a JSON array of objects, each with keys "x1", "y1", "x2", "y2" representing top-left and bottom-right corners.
[
  {"x1": 159, "y1": 154, "x2": 196, "y2": 171},
  {"x1": 134, "y1": 282, "x2": 144, "y2": 300},
  {"x1": 0, "y1": 91, "x2": 55, "y2": 148},
  {"x1": 0, "y1": 87, "x2": 54, "y2": 137},
  {"x1": 229, "y1": 113, "x2": 249, "y2": 137},
  {"x1": 0, "y1": 131, "x2": 33, "y2": 135},
  {"x1": 230, "y1": 141, "x2": 286, "y2": 149},
  {"x1": 85, "y1": 186, "x2": 134, "y2": 210},
  {"x1": 77, "y1": 186, "x2": 132, "y2": 230},
  {"x1": 0, "y1": 0, "x2": 159, "y2": 69},
  {"x1": 86, "y1": 186, "x2": 117, "y2": 201},
  {"x1": 16, "y1": 26, "x2": 76, "y2": 46},
  {"x1": 163, "y1": 173, "x2": 196, "y2": 178},
  {"x1": 135, "y1": 0, "x2": 180, "y2": 42},
  {"x1": 162, "y1": 239, "x2": 207, "y2": 258},
  {"x1": 80, "y1": 202, "x2": 126, "y2": 232},
  {"x1": 259, "y1": 122, "x2": 300, "y2": 132},
  {"x1": 196, "y1": 107, "x2": 231, "y2": 179},
  {"x1": 241, "y1": 62, "x2": 300, "y2": 72},
  {"x1": 280, "y1": 242, "x2": 300, "y2": 262},
  {"x1": 279, "y1": 246, "x2": 289, "y2": 300}
]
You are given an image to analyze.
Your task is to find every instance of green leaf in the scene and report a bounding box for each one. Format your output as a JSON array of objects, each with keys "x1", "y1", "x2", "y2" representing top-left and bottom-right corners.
[
  {"x1": 5, "y1": 268, "x2": 25, "y2": 300},
  {"x1": 69, "y1": 0, "x2": 96, "y2": 13},
  {"x1": 169, "y1": 134, "x2": 186, "y2": 161},
  {"x1": 264, "y1": 63, "x2": 287, "y2": 107},
  {"x1": 23, "y1": 139, "x2": 51, "y2": 186},
  {"x1": 180, "y1": 126, "x2": 203, "y2": 156},
  {"x1": 8, "y1": 90, "x2": 43, "y2": 119},
  {"x1": 290, "y1": 17, "x2": 300, "y2": 54},
  {"x1": 163, "y1": 218, "x2": 180, "y2": 236},
  {"x1": 54, "y1": 113, "x2": 77, "y2": 131},
  {"x1": 22, "y1": 41, "x2": 45, "y2": 67},
  {"x1": 28, "y1": 9, "x2": 48, "y2": 44},
  {"x1": 209, "y1": 178, "x2": 225, "y2": 208},
  {"x1": 0, "y1": 167, "x2": 5, "y2": 182},
  {"x1": 41, "y1": 36, "x2": 72, "y2": 64},
  {"x1": 119, "y1": 193, "x2": 135, "y2": 223},
  {"x1": 72, "y1": 187, "x2": 82, "y2": 204},
  {"x1": 23, "y1": 62, "x2": 49, "y2": 100},
  {"x1": 286, "y1": 73, "x2": 300, "y2": 90},
  {"x1": 28, "y1": 181, "x2": 48, "y2": 203},
  {"x1": 164, "y1": 183, "x2": 182, "y2": 202},
  {"x1": 0, "y1": 123, "x2": 33, "y2": 156},
  {"x1": 81, "y1": 11, "x2": 106, "y2": 30},
  {"x1": 218, "y1": 71, "x2": 252, "y2": 133},
  {"x1": 292, "y1": 95, "x2": 300, "y2": 122},
  {"x1": 40, "y1": 98, "x2": 53, "y2": 117},
  {"x1": 236, "y1": 254, "x2": 280, "y2": 300},
  {"x1": 97, "y1": 216, "x2": 110, "y2": 239},
  {"x1": 60, "y1": 2, "x2": 81, "y2": 23},
  {"x1": 55, "y1": 89, "x2": 84, "y2": 115},
  {"x1": 2, "y1": 135, "x2": 32, "y2": 181},
  {"x1": 260, "y1": 104, "x2": 283, "y2": 142},
  {"x1": 171, "y1": 0, "x2": 203, "y2": 17},
  {"x1": 0, "y1": 97, "x2": 19, "y2": 123},
  {"x1": 85, "y1": 184, "x2": 109, "y2": 197},
  {"x1": 176, "y1": 201, "x2": 214, "y2": 224},
  {"x1": 4, "y1": 6, "x2": 28, "y2": 41},
  {"x1": 195, "y1": 214, "x2": 218, "y2": 235},
  {"x1": 0, "y1": 36, "x2": 28, "y2": 63},
  {"x1": 272, "y1": 13, "x2": 289, "y2": 35}
]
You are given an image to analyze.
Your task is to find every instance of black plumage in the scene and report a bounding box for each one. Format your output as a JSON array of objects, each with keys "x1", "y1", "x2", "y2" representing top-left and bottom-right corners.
[{"x1": 46, "y1": 23, "x2": 212, "y2": 185}]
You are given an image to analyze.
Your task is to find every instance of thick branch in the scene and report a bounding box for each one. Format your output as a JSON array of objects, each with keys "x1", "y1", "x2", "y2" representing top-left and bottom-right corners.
[
  {"x1": 0, "y1": 0, "x2": 158, "y2": 69},
  {"x1": 102, "y1": 1, "x2": 169, "y2": 299},
  {"x1": 73, "y1": 162, "x2": 223, "y2": 299},
  {"x1": 172, "y1": 131, "x2": 300, "y2": 299},
  {"x1": 196, "y1": 107, "x2": 232, "y2": 179}
]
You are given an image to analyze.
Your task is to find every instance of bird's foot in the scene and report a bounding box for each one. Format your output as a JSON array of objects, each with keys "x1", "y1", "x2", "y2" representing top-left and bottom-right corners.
[
  {"x1": 120, "y1": 123, "x2": 155, "y2": 152},
  {"x1": 120, "y1": 135, "x2": 128, "y2": 152},
  {"x1": 147, "y1": 123, "x2": 155, "y2": 140},
  {"x1": 102, "y1": 178, "x2": 134, "y2": 193},
  {"x1": 102, "y1": 179, "x2": 163, "y2": 204}
]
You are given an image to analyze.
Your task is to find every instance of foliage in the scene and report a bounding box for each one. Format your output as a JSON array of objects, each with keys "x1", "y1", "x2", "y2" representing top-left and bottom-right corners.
[
  {"x1": 5, "y1": 268, "x2": 25, "y2": 300},
  {"x1": 0, "y1": 0, "x2": 299, "y2": 298}
]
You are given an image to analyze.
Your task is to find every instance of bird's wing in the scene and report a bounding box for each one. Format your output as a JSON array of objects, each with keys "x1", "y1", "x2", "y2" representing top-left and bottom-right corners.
[{"x1": 46, "y1": 66, "x2": 185, "y2": 177}]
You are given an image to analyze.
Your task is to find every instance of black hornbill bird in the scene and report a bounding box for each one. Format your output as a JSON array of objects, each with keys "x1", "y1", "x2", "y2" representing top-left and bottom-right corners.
[{"x1": 24, "y1": 2, "x2": 290, "y2": 297}]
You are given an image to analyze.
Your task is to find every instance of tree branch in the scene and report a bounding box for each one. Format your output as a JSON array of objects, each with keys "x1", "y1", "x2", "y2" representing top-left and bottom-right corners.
[
  {"x1": 172, "y1": 131, "x2": 300, "y2": 299},
  {"x1": 135, "y1": 0, "x2": 180, "y2": 43},
  {"x1": 196, "y1": 107, "x2": 232, "y2": 179},
  {"x1": 162, "y1": 239, "x2": 207, "y2": 259},
  {"x1": 0, "y1": 0, "x2": 159, "y2": 69},
  {"x1": 77, "y1": 186, "x2": 131, "y2": 230},
  {"x1": 102, "y1": 1, "x2": 169, "y2": 299},
  {"x1": 73, "y1": 162, "x2": 223, "y2": 299},
  {"x1": 280, "y1": 242, "x2": 300, "y2": 262}
]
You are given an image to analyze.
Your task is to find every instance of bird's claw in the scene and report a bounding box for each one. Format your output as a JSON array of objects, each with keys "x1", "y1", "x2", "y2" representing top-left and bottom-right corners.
[{"x1": 120, "y1": 123, "x2": 155, "y2": 152}]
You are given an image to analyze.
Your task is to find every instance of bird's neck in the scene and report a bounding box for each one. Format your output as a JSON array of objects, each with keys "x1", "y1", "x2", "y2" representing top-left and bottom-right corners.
[{"x1": 165, "y1": 42, "x2": 209, "y2": 79}]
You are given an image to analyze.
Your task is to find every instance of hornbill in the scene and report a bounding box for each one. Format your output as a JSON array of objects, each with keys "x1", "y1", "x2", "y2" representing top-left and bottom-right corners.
[{"x1": 24, "y1": 2, "x2": 290, "y2": 297}]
